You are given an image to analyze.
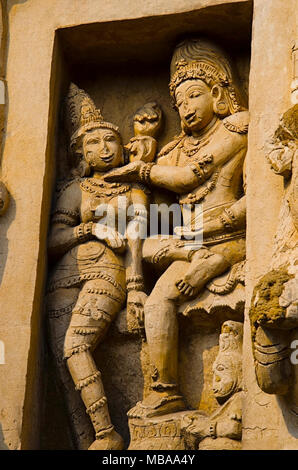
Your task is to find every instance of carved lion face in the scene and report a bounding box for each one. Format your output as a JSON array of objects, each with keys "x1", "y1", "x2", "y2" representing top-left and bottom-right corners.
[
  {"x1": 175, "y1": 79, "x2": 214, "y2": 134},
  {"x1": 82, "y1": 128, "x2": 123, "y2": 171}
]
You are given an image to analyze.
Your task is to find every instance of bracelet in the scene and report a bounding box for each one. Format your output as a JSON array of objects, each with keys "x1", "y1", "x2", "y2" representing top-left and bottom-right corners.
[
  {"x1": 219, "y1": 208, "x2": 237, "y2": 229},
  {"x1": 126, "y1": 275, "x2": 144, "y2": 284},
  {"x1": 126, "y1": 276, "x2": 145, "y2": 292},
  {"x1": 139, "y1": 163, "x2": 155, "y2": 185},
  {"x1": 127, "y1": 283, "x2": 145, "y2": 292},
  {"x1": 75, "y1": 222, "x2": 93, "y2": 242},
  {"x1": 189, "y1": 163, "x2": 206, "y2": 184},
  {"x1": 209, "y1": 422, "x2": 217, "y2": 439}
]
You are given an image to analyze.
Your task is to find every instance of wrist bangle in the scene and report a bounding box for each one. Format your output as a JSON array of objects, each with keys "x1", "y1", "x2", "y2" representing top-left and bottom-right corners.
[
  {"x1": 75, "y1": 222, "x2": 93, "y2": 242},
  {"x1": 126, "y1": 275, "x2": 143, "y2": 283},
  {"x1": 127, "y1": 283, "x2": 145, "y2": 292},
  {"x1": 139, "y1": 163, "x2": 155, "y2": 185},
  {"x1": 219, "y1": 208, "x2": 237, "y2": 230},
  {"x1": 209, "y1": 422, "x2": 217, "y2": 439},
  {"x1": 126, "y1": 276, "x2": 145, "y2": 292}
]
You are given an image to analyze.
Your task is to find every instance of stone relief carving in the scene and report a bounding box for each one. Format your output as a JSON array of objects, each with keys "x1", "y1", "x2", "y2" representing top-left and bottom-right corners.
[
  {"x1": 47, "y1": 84, "x2": 149, "y2": 450},
  {"x1": 48, "y1": 38, "x2": 249, "y2": 450},
  {"x1": 106, "y1": 38, "x2": 248, "y2": 425},
  {"x1": 181, "y1": 321, "x2": 243, "y2": 450},
  {"x1": 249, "y1": 103, "x2": 298, "y2": 398}
]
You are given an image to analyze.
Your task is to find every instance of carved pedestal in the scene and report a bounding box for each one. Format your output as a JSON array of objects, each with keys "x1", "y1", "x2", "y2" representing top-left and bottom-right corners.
[{"x1": 128, "y1": 412, "x2": 192, "y2": 450}]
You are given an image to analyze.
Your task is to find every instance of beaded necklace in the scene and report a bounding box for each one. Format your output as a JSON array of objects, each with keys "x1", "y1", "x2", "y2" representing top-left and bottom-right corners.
[{"x1": 80, "y1": 178, "x2": 130, "y2": 198}]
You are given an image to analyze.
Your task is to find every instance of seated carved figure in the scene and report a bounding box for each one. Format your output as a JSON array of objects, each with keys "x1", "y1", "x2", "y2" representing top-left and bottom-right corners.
[
  {"x1": 181, "y1": 321, "x2": 243, "y2": 450},
  {"x1": 47, "y1": 84, "x2": 148, "y2": 450},
  {"x1": 105, "y1": 39, "x2": 248, "y2": 418}
]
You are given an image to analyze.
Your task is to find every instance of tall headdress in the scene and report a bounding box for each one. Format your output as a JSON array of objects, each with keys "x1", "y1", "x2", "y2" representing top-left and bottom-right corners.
[
  {"x1": 66, "y1": 83, "x2": 121, "y2": 155},
  {"x1": 169, "y1": 38, "x2": 243, "y2": 114},
  {"x1": 213, "y1": 320, "x2": 243, "y2": 394},
  {"x1": 218, "y1": 320, "x2": 243, "y2": 355}
]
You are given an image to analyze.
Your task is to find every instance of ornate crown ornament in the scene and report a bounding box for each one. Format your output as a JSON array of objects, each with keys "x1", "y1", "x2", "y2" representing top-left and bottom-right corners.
[
  {"x1": 219, "y1": 321, "x2": 243, "y2": 354},
  {"x1": 66, "y1": 83, "x2": 120, "y2": 153},
  {"x1": 169, "y1": 39, "x2": 242, "y2": 114},
  {"x1": 169, "y1": 59, "x2": 230, "y2": 98}
]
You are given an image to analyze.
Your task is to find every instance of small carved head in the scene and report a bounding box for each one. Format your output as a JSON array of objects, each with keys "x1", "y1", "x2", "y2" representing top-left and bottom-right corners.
[
  {"x1": 133, "y1": 102, "x2": 162, "y2": 137},
  {"x1": 82, "y1": 127, "x2": 123, "y2": 173},
  {"x1": 212, "y1": 353, "x2": 242, "y2": 403},
  {"x1": 212, "y1": 321, "x2": 243, "y2": 403},
  {"x1": 66, "y1": 83, "x2": 124, "y2": 174}
]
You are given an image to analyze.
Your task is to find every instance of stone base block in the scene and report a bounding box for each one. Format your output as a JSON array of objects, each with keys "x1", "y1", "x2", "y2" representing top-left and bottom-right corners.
[{"x1": 128, "y1": 411, "x2": 192, "y2": 450}]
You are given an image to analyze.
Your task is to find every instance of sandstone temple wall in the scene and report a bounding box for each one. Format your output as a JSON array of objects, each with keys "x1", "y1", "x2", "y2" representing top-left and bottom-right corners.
[{"x1": 0, "y1": 0, "x2": 296, "y2": 450}]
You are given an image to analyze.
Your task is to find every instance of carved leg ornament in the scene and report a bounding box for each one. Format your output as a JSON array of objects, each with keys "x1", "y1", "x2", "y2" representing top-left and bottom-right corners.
[
  {"x1": 47, "y1": 288, "x2": 94, "y2": 449},
  {"x1": 64, "y1": 281, "x2": 125, "y2": 450}
]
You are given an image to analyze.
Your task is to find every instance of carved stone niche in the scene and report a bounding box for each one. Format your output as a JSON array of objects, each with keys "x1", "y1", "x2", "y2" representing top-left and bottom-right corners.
[{"x1": 42, "y1": 4, "x2": 252, "y2": 450}]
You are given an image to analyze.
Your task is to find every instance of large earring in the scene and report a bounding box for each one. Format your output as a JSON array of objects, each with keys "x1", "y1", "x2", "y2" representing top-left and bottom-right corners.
[
  {"x1": 213, "y1": 99, "x2": 229, "y2": 117},
  {"x1": 212, "y1": 85, "x2": 229, "y2": 117}
]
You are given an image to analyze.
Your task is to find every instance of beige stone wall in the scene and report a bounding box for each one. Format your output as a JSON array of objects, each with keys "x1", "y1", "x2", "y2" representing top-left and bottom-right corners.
[{"x1": 244, "y1": 0, "x2": 298, "y2": 450}]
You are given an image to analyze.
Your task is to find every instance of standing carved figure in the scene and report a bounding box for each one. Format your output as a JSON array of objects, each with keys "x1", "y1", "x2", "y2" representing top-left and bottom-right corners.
[
  {"x1": 105, "y1": 39, "x2": 248, "y2": 418},
  {"x1": 182, "y1": 321, "x2": 243, "y2": 450},
  {"x1": 47, "y1": 84, "x2": 148, "y2": 450}
]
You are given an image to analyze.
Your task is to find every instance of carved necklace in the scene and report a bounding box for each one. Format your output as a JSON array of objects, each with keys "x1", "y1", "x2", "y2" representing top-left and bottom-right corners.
[
  {"x1": 80, "y1": 178, "x2": 130, "y2": 197},
  {"x1": 177, "y1": 118, "x2": 221, "y2": 162},
  {"x1": 179, "y1": 170, "x2": 220, "y2": 207}
]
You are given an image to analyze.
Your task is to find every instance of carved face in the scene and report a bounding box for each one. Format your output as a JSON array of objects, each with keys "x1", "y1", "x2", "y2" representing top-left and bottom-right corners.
[
  {"x1": 83, "y1": 128, "x2": 123, "y2": 171},
  {"x1": 175, "y1": 79, "x2": 214, "y2": 134},
  {"x1": 212, "y1": 356, "x2": 238, "y2": 402}
]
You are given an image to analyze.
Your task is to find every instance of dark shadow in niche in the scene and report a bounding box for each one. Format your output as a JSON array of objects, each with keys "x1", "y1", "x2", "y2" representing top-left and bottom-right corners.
[
  {"x1": 179, "y1": 321, "x2": 221, "y2": 414},
  {"x1": 95, "y1": 326, "x2": 144, "y2": 449},
  {"x1": 40, "y1": 342, "x2": 75, "y2": 450},
  {"x1": 8, "y1": 0, "x2": 28, "y2": 7},
  {"x1": 0, "y1": 193, "x2": 15, "y2": 286},
  {"x1": 0, "y1": 421, "x2": 9, "y2": 450},
  {"x1": 278, "y1": 395, "x2": 298, "y2": 441}
]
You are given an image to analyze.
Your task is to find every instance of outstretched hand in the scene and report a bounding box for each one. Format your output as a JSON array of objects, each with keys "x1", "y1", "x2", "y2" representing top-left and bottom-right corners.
[{"x1": 104, "y1": 161, "x2": 145, "y2": 183}]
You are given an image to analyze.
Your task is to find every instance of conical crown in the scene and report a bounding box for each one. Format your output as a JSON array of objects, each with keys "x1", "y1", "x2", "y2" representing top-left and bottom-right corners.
[
  {"x1": 66, "y1": 83, "x2": 120, "y2": 152},
  {"x1": 218, "y1": 320, "x2": 243, "y2": 354}
]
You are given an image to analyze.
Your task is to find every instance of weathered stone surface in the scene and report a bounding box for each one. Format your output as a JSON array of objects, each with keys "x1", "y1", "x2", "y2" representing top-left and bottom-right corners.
[
  {"x1": 0, "y1": 0, "x2": 296, "y2": 452},
  {"x1": 244, "y1": 0, "x2": 298, "y2": 450}
]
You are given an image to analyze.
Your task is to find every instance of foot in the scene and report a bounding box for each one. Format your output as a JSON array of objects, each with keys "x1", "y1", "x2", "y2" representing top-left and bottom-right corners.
[
  {"x1": 176, "y1": 250, "x2": 229, "y2": 297},
  {"x1": 88, "y1": 429, "x2": 124, "y2": 450},
  {"x1": 128, "y1": 390, "x2": 186, "y2": 419}
]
